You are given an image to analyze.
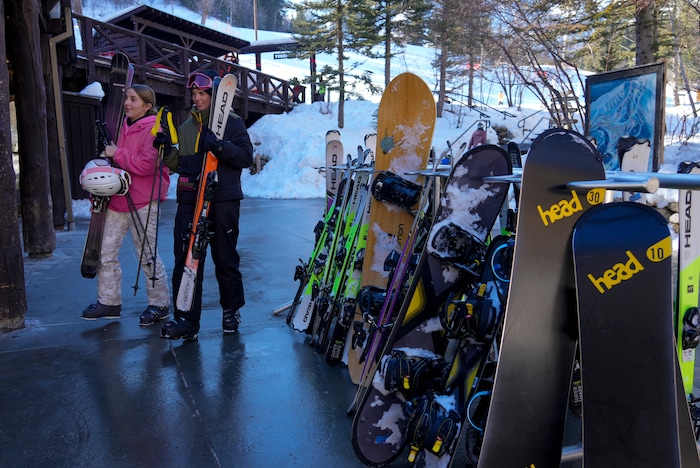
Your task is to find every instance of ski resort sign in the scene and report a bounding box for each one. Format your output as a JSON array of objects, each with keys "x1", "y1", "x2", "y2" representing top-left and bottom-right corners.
[{"x1": 585, "y1": 62, "x2": 665, "y2": 172}]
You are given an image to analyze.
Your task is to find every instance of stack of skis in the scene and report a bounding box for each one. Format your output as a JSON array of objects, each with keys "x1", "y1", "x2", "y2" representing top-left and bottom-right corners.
[{"x1": 284, "y1": 72, "x2": 700, "y2": 467}]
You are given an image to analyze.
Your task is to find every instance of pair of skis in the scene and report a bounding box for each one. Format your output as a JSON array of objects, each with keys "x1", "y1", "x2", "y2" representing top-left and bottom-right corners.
[
  {"x1": 175, "y1": 73, "x2": 239, "y2": 312},
  {"x1": 80, "y1": 52, "x2": 134, "y2": 278}
]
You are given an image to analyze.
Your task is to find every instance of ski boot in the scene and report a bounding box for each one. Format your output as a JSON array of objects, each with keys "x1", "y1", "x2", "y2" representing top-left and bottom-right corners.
[
  {"x1": 139, "y1": 305, "x2": 170, "y2": 326},
  {"x1": 161, "y1": 316, "x2": 199, "y2": 340},
  {"x1": 82, "y1": 302, "x2": 121, "y2": 320},
  {"x1": 222, "y1": 309, "x2": 241, "y2": 334}
]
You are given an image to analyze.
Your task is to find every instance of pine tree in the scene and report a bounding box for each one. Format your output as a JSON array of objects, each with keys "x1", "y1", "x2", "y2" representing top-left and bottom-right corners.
[{"x1": 289, "y1": 0, "x2": 383, "y2": 127}]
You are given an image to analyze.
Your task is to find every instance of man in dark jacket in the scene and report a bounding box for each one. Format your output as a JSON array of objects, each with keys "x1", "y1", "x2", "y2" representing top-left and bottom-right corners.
[{"x1": 162, "y1": 70, "x2": 254, "y2": 340}]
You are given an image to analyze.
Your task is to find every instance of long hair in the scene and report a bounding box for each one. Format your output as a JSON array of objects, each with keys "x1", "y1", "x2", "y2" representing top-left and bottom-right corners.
[{"x1": 129, "y1": 84, "x2": 157, "y2": 116}]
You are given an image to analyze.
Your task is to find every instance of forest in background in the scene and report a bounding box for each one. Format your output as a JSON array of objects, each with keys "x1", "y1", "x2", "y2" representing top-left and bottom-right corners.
[{"x1": 73, "y1": 0, "x2": 700, "y2": 130}]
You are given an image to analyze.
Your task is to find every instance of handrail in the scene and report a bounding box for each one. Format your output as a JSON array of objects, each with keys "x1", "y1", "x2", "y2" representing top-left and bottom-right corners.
[
  {"x1": 72, "y1": 13, "x2": 304, "y2": 110},
  {"x1": 519, "y1": 116, "x2": 550, "y2": 144},
  {"x1": 517, "y1": 108, "x2": 545, "y2": 131},
  {"x1": 468, "y1": 96, "x2": 518, "y2": 119}
]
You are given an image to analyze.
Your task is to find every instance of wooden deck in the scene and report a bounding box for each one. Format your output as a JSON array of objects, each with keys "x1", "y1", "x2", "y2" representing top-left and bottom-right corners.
[{"x1": 70, "y1": 13, "x2": 304, "y2": 125}]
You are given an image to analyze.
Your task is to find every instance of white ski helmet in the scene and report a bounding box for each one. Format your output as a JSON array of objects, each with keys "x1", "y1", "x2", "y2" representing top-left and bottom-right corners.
[{"x1": 80, "y1": 159, "x2": 131, "y2": 197}]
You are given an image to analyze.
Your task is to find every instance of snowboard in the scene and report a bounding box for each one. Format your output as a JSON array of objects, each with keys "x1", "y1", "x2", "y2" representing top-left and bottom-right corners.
[
  {"x1": 80, "y1": 52, "x2": 132, "y2": 279},
  {"x1": 499, "y1": 141, "x2": 523, "y2": 235},
  {"x1": 572, "y1": 202, "x2": 680, "y2": 465},
  {"x1": 506, "y1": 141, "x2": 522, "y2": 169},
  {"x1": 477, "y1": 128, "x2": 606, "y2": 467},
  {"x1": 175, "y1": 74, "x2": 238, "y2": 312},
  {"x1": 677, "y1": 161, "x2": 700, "y2": 396},
  {"x1": 351, "y1": 145, "x2": 511, "y2": 467},
  {"x1": 618, "y1": 136, "x2": 651, "y2": 203},
  {"x1": 347, "y1": 72, "x2": 436, "y2": 384}
]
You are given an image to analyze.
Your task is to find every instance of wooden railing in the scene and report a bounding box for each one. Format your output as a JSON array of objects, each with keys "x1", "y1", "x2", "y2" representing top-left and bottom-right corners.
[{"x1": 72, "y1": 13, "x2": 305, "y2": 114}]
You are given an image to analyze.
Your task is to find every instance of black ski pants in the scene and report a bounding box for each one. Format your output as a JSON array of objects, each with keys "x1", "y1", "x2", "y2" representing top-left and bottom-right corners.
[{"x1": 172, "y1": 199, "x2": 245, "y2": 322}]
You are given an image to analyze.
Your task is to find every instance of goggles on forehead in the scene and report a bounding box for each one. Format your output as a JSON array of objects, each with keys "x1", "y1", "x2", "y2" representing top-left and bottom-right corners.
[{"x1": 186, "y1": 72, "x2": 215, "y2": 90}]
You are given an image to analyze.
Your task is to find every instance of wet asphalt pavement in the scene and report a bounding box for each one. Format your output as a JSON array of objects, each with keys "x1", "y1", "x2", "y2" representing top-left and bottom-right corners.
[
  {"x1": 1, "y1": 198, "x2": 423, "y2": 467},
  {"x1": 1, "y1": 197, "x2": 589, "y2": 467}
]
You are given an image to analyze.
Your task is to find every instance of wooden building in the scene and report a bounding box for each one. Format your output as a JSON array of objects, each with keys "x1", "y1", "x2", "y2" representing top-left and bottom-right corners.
[{"x1": 62, "y1": 5, "x2": 303, "y2": 198}]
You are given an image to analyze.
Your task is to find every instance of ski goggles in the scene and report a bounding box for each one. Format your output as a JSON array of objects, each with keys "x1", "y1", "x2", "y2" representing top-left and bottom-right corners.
[{"x1": 186, "y1": 72, "x2": 214, "y2": 90}]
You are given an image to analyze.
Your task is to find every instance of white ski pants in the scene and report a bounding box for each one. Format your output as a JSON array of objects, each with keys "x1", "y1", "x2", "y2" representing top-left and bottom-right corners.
[{"x1": 97, "y1": 202, "x2": 170, "y2": 308}]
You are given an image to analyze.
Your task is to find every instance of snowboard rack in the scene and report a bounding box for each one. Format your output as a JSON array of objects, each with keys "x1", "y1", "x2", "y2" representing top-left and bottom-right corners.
[
  {"x1": 371, "y1": 171, "x2": 422, "y2": 211},
  {"x1": 403, "y1": 392, "x2": 461, "y2": 463}
]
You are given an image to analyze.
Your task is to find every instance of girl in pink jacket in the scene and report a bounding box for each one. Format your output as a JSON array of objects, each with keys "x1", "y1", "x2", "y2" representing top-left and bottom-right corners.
[{"x1": 82, "y1": 84, "x2": 171, "y2": 326}]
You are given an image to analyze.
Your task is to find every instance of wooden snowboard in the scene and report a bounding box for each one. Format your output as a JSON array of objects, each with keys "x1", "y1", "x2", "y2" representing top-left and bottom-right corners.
[{"x1": 346, "y1": 73, "x2": 436, "y2": 384}]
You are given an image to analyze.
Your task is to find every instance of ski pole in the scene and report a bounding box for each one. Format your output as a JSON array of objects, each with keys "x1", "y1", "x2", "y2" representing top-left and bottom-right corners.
[
  {"x1": 148, "y1": 106, "x2": 176, "y2": 288},
  {"x1": 131, "y1": 106, "x2": 176, "y2": 295}
]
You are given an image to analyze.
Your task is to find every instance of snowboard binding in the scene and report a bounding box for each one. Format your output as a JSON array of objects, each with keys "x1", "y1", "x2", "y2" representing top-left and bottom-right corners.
[
  {"x1": 403, "y1": 392, "x2": 461, "y2": 463},
  {"x1": 683, "y1": 307, "x2": 700, "y2": 349},
  {"x1": 440, "y1": 284, "x2": 494, "y2": 341},
  {"x1": 489, "y1": 237, "x2": 515, "y2": 284},
  {"x1": 430, "y1": 222, "x2": 486, "y2": 271},
  {"x1": 358, "y1": 286, "x2": 387, "y2": 318},
  {"x1": 381, "y1": 350, "x2": 448, "y2": 401},
  {"x1": 371, "y1": 171, "x2": 422, "y2": 211}
]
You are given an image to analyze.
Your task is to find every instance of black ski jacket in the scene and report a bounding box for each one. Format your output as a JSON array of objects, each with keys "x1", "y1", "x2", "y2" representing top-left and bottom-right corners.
[{"x1": 165, "y1": 106, "x2": 254, "y2": 204}]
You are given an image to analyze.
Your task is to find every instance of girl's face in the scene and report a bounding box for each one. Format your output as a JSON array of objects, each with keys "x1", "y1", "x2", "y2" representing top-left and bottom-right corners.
[
  {"x1": 123, "y1": 88, "x2": 152, "y2": 121},
  {"x1": 191, "y1": 88, "x2": 212, "y2": 111}
]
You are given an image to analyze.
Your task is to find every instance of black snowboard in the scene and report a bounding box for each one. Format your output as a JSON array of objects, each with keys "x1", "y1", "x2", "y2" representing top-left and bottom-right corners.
[
  {"x1": 478, "y1": 128, "x2": 605, "y2": 467},
  {"x1": 572, "y1": 202, "x2": 691, "y2": 466},
  {"x1": 80, "y1": 53, "x2": 131, "y2": 279},
  {"x1": 351, "y1": 145, "x2": 511, "y2": 467},
  {"x1": 506, "y1": 141, "x2": 522, "y2": 169}
]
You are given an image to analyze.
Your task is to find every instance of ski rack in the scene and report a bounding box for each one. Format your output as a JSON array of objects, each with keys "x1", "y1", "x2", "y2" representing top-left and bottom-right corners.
[
  {"x1": 559, "y1": 438, "x2": 700, "y2": 462},
  {"x1": 404, "y1": 168, "x2": 451, "y2": 178},
  {"x1": 483, "y1": 170, "x2": 700, "y2": 192}
]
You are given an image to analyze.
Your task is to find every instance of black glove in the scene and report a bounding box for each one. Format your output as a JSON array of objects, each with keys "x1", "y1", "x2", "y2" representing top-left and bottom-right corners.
[
  {"x1": 200, "y1": 128, "x2": 224, "y2": 155},
  {"x1": 153, "y1": 132, "x2": 172, "y2": 154}
]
